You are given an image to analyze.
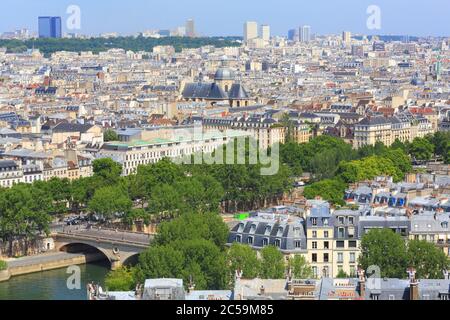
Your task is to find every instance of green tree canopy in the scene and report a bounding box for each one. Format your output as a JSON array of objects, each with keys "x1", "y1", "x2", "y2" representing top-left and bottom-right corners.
[
  {"x1": 408, "y1": 137, "x2": 434, "y2": 161},
  {"x1": 359, "y1": 228, "x2": 408, "y2": 278},
  {"x1": 303, "y1": 179, "x2": 347, "y2": 206},
  {"x1": 93, "y1": 158, "x2": 123, "y2": 184},
  {"x1": 156, "y1": 212, "x2": 229, "y2": 248},
  {"x1": 407, "y1": 240, "x2": 450, "y2": 279},
  {"x1": 134, "y1": 245, "x2": 185, "y2": 284},
  {"x1": 105, "y1": 267, "x2": 135, "y2": 291},
  {"x1": 288, "y1": 255, "x2": 313, "y2": 279},
  {"x1": 227, "y1": 243, "x2": 260, "y2": 279},
  {"x1": 88, "y1": 186, "x2": 132, "y2": 220},
  {"x1": 260, "y1": 246, "x2": 286, "y2": 279}
]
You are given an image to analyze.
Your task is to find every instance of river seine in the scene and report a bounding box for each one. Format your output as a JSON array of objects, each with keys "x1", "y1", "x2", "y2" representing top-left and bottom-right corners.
[{"x1": 0, "y1": 262, "x2": 109, "y2": 300}]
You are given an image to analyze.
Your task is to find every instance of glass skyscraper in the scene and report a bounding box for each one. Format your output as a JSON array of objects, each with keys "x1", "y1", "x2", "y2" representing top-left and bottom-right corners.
[{"x1": 38, "y1": 17, "x2": 62, "y2": 38}]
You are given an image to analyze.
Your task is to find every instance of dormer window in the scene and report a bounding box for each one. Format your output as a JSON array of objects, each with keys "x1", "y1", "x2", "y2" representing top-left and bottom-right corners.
[
  {"x1": 250, "y1": 224, "x2": 257, "y2": 234},
  {"x1": 323, "y1": 218, "x2": 329, "y2": 226},
  {"x1": 277, "y1": 227, "x2": 284, "y2": 237},
  {"x1": 311, "y1": 218, "x2": 317, "y2": 226}
]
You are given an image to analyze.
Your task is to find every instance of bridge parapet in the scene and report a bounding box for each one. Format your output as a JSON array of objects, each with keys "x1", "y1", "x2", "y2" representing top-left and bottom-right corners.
[{"x1": 54, "y1": 228, "x2": 153, "y2": 270}]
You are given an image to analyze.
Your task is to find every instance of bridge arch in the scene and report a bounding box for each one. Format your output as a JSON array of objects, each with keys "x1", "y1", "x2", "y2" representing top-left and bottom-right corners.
[
  {"x1": 57, "y1": 242, "x2": 115, "y2": 267},
  {"x1": 122, "y1": 253, "x2": 140, "y2": 267}
]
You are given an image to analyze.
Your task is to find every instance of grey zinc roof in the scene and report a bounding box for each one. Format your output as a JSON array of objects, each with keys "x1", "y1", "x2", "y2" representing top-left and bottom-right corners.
[
  {"x1": 228, "y1": 83, "x2": 250, "y2": 100},
  {"x1": 228, "y1": 213, "x2": 307, "y2": 252},
  {"x1": 0, "y1": 160, "x2": 18, "y2": 169},
  {"x1": 53, "y1": 122, "x2": 94, "y2": 133},
  {"x1": 182, "y1": 83, "x2": 228, "y2": 100},
  {"x1": 357, "y1": 116, "x2": 389, "y2": 126},
  {"x1": 365, "y1": 278, "x2": 410, "y2": 300},
  {"x1": 411, "y1": 212, "x2": 450, "y2": 233}
]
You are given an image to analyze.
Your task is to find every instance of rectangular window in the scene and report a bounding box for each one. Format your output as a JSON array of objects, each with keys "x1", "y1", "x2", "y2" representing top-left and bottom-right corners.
[
  {"x1": 349, "y1": 241, "x2": 357, "y2": 248},
  {"x1": 350, "y1": 253, "x2": 356, "y2": 263},
  {"x1": 324, "y1": 231, "x2": 329, "y2": 238},
  {"x1": 336, "y1": 241, "x2": 345, "y2": 248},
  {"x1": 312, "y1": 242, "x2": 318, "y2": 249},
  {"x1": 312, "y1": 231, "x2": 317, "y2": 238},
  {"x1": 311, "y1": 218, "x2": 317, "y2": 226},
  {"x1": 337, "y1": 253, "x2": 344, "y2": 263},
  {"x1": 312, "y1": 253, "x2": 317, "y2": 263},
  {"x1": 312, "y1": 267, "x2": 318, "y2": 278},
  {"x1": 295, "y1": 241, "x2": 302, "y2": 248},
  {"x1": 324, "y1": 241, "x2": 329, "y2": 249},
  {"x1": 275, "y1": 239, "x2": 281, "y2": 247},
  {"x1": 324, "y1": 253, "x2": 329, "y2": 263}
]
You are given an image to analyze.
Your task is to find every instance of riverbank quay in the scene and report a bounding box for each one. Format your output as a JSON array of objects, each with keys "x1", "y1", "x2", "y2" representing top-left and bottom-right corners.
[{"x1": 0, "y1": 251, "x2": 105, "y2": 282}]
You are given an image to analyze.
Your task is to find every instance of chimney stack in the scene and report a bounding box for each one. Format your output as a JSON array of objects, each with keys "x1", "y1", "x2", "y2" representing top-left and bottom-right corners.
[
  {"x1": 407, "y1": 268, "x2": 419, "y2": 300},
  {"x1": 357, "y1": 268, "x2": 366, "y2": 300},
  {"x1": 443, "y1": 269, "x2": 449, "y2": 280},
  {"x1": 260, "y1": 285, "x2": 266, "y2": 296}
]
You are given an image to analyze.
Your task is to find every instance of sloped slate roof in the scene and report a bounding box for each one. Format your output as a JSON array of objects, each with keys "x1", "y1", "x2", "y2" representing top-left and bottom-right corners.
[
  {"x1": 228, "y1": 83, "x2": 250, "y2": 100},
  {"x1": 182, "y1": 83, "x2": 228, "y2": 100},
  {"x1": 53, "y1": 122, "x2": 94, "y2": 133}
]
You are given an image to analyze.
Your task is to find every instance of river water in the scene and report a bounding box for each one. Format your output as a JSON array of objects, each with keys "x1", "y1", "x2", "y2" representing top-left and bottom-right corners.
[{"x1": 0, "y1": 262, "x2": 110, "y2": 300}]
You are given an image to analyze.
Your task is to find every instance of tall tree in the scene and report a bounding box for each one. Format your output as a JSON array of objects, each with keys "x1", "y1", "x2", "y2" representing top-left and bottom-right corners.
[
  {"x1": 407, "y1": 240, "x2": 450, "y2": 279},
  {"x1": 359, "y1": 228, "x2": 408, "y2": 278},
  {"x1": 93, "y1": 158, "x2": 123, "y2": 184},
  {"x1": 227, "y1": 243, "x2": 260, "y2": 279},
  {"x1": 408, "y1": 137, "x2": 434, "y2": 161},
  {"x1": 105, "y1": 267, "x2": 135, "y2": 291},
  {"x1": 88, "y1": 186, "x2": 132, "y2": 221},
  {"x1": 103, "y1": 129, "x2": 119, "y2": 142},
  {"x1": 260, "y1": 246, "x2": 285, "y2": 279},
  {"x1": 288, "y1": 255, "x2": 313, "y2": 279}
]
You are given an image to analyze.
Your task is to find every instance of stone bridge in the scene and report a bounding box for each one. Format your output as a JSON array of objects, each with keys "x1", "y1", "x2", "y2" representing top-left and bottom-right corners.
[{"x1": 54, "y1": 226, "x2": 154, "y2": 270}]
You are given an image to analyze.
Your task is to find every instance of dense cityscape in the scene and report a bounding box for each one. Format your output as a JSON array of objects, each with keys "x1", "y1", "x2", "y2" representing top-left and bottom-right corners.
[{"x1": 0, "y1": 4, "x2": 450, "y2": 305}]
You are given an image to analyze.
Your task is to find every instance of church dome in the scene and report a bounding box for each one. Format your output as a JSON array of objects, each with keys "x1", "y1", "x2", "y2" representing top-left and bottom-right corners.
[{"x1": 214, "y1": 68, "x2": 235, "y2": 81}]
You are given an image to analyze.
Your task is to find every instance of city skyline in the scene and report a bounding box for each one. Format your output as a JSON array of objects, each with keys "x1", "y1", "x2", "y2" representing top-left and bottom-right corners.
[{"x1": 0, "y1": 0, "x2": 449, "y2": 37}]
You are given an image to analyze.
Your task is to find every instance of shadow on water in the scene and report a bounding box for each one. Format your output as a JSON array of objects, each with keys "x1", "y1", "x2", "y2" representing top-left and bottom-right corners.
[{"x1": 0, "y1": 261, "x2": 110, "y2": 300}]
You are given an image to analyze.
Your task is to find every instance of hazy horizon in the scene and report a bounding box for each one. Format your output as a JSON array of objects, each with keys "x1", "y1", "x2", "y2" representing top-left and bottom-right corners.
[{"x1": 0, "y1": 0, "x2": 449, "y2": 37}]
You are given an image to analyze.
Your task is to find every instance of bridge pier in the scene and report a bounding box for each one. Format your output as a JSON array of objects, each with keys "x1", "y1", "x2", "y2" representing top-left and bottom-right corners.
[{"x1": 111, "y1": 259, "x2": 122, "y2": 271}]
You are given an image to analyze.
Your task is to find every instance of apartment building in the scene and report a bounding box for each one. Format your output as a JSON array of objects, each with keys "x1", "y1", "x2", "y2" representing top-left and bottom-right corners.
[
  {"x1": 353, "y1": 112, "x2": 434, "y2": 148},
  {"x1": 201, "y1": 115, "x2": 286, "y2": 151},
  {"x1": 227, "y1": 211, "x2": 308, "y2": 258},
  {"x1": 306, "y1": 205, "x2": 334, "y2": 278},
  {"x1": 332, "y1": 210, "x2": 360, "y2": 277},
  {"x1": 98, "y1": 129, "x2": 250, "y2": 176},
  {"x1": 410, "y1": 212, "x2": 450, "y2": 256},
  {"x1": 0, "y1": 160, "x2": 23, "y2": 188}
]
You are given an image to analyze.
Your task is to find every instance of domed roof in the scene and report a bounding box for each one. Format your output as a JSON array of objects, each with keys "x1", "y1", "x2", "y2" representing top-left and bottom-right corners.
[{"x1": 214, "y1": 68, "x2": 235, "y2": 81}]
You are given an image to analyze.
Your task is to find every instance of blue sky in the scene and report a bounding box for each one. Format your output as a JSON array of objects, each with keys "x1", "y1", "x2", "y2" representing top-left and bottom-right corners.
[{"x1": 1, "y1": 0, "x2": 449, "y2": 37}]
